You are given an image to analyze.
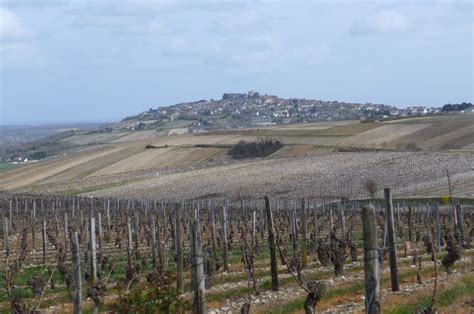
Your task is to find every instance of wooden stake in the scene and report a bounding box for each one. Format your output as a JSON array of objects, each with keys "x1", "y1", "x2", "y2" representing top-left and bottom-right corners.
[
  {"x1": 301, "y1": 198, "x2": 308, "y2": 268},
  {"x1": 151, "y1": 216, "x2": 158, "y2": 270},
  {"x1": 90, "y1": 217, "x2": 97, "y2": 285},
  {"x1": 362, "y1": 205, "x2": 380, "y2": 314},
  {"x1": 264, "y1": 196, "x2": 279, "y2": 291},
  {"x1": 191, "y1": 219, "x2": 206, "y2": 314},
  {"x1": 384, "y1": 188, "x2": 399, "y2": 292},
  {"x1": 71, "y1": 231, "x2": 82, "y2": 314},
  {"x1": 221, "y1": 205, "x2": 229, "y2": 272},
  {"x1": 176, "y1": 204, "x2": 184, "y2": 295},
  {"x1": 42, "y1": 218, "x2": 47, "y2": 264}
]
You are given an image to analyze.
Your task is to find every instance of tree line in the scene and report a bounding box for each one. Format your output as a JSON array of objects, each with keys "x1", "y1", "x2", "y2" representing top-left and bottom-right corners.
[{"x1": 227, "y1": 138, "x2": 283, "y2": 159}]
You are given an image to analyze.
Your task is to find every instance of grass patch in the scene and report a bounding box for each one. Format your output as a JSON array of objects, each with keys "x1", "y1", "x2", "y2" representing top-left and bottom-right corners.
[
  {"x1": 387, "y1": 276, "x2": 474, "y2": 314},
  {"x1": 0, "y1": 162, "x2": 20, "y2": 172},
  {"x1": 261, "y1": 253, "x2": 473, "y2": 314}
]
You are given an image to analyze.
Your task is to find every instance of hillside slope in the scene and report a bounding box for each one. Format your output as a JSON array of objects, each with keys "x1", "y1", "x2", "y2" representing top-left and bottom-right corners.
[{"x1": 0, "y1": 115, "x2": 472, "y2": 196}]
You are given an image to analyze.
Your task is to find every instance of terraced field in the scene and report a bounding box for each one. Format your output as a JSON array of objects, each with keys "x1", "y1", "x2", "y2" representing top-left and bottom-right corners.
[
  {"x1": 0, "y1": 147, "x2": 122, "y2": 190},
  {"x1": 386, "y1": 114, "x2": 474, "y2": 150},
  {"x1": 1, "y1": 115, "x2": 473, "y2": 314},
  {"x1": 91, "y1": 147, "x2": 224, "y2": 176},
  {"x1": 334, "y1": 124, "x2": 430, "y2": 148},
  {"x1": 84, "y1": 151, "x2": 474, "y2": 200},
  {"x1": 0, "y1": 115, "x2": 472, "y2": 197}
]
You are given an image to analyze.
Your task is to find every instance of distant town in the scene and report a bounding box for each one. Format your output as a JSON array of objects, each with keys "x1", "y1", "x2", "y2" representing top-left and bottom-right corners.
[
  {"x1": 114, "y1": 91, "x2": 471, "y2": 132},
  {"x1": 1, "y1": 91, "x2": 471, "y2": 164}
]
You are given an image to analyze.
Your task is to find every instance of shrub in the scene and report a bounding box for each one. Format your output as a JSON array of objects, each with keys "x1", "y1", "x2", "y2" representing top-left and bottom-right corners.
[
  {"x1": 117, "y1": 278, "x2": 190, "y2": 313},
  {"x1": 227, "y1": 138, "x2": 283, "y2": 159},
  {"x1": 405, "y1": 142, "x2": 421, "y2": 151},
  {"x1": 27, "y1": 150, "x2": 47, "y2": 160}
]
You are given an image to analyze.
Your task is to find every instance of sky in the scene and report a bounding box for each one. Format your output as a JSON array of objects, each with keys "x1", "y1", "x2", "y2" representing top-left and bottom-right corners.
[{"x1": 0, "y1": 0, "x2": 472, "y2": 125}]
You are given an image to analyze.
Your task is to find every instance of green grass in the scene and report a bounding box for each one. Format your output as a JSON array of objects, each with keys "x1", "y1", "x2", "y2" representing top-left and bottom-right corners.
[
  {"x1": 262, "y1": 253, "x2": 473, "y2": 314},
  {"x1": 387, "y1": 276, "x2": 474, "y2": 314},
  {"x1": 154, "y1": 120, "x2": 193, "y2": 132},
  {"x1": 0, "y1": 162, "x2": 19, "y2": 172}
]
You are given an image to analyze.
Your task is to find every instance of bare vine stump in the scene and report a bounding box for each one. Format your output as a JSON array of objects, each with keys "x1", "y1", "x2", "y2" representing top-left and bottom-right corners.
[
  {"x1": 303, "y1": 281, "x2": 325, "y2": 314},
  {"x1": 241, "y1": 301, "x2": 251, "y2": 314}
]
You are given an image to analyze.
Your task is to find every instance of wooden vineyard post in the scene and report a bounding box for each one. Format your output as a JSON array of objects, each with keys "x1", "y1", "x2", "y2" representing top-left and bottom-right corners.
[
  {"x1": 151, "y1": 216, "x2": 158, "y2": 270},
  {"x1": 301, "y1": 198, "x2": 308, "y2": 268},
  {"x1": 396, "y1": 202, "x2": 400, "y2": 229},
  {"x1": 72, "y1": 198, "x2": 75, "y2": 218},
  {"x1": 408, "y1": 206, "x2": 413, "y2": 242},
  {"x1": 252, "y1": 209, "x2": 256, "y2": 252},
  {"x1": 362, "y1": 205, "x2": 380, "y2": 314},
  {"x1": 64, "y1": 212, "x2": 68, "y2": 247},
  {"x1": 106, "y1": 199, "x2": 111, "y2": 232},
  {"x1": 3, "y1": 216, "x2": 9, "y2": 254},
  {"x1": 176, "y1": 204, "x2": 184, "y2": 295},
  {"x1": 42, "y1": 218, "x2": 47, "y2": 264},
  {"x1": 191, "y1": 219, "x2": 206, "y2": 314},
  {"x1": 54, "y1": 202, "x2": 59, "y2": 238},
  {"x1": 208, "y1": 201, "x2": 217, "y2": 258},
  {"x1": 71, "y1": 231, "x2": 82, "y2": 314},
  {"x1": 384, "y1": 188, "x2": 399, "y2": 292},
  {"x1": 90, "y1": 217, "x2": 98, "y2": 285},
  {"x1": 9, "y1": 199, "x2": 13, "y2": 231},
  {"x1": 264, "y1": 196, "x2": 279, "y2": 291},
  {"x1": 435, "y1": 202, "x2": 441, "y2": 253},
  {"x1": 80, "y1": 208, "x2": 84, "y2": 242},
  {"x1": 312, "y1": 204, "x2": 318, "y2": 257},
  {"x1": 291, "y1": 208, "x2": 297, "y2": 255},
  {"x1": 97, "y1": 212, "x2": 103, "y2": 250},
  {"x1": 156, "y1": 212, "x2": 164, "y2": 268},
  {"x1": 455, "y1": 203, "x2": 464, "y2": 241},
  {"x1": 134, "y1": 209, "x2": 140, "y2": 259},
  {"x1": 327, "y1": 202, "x2": 334, "y2": 232},
  {"x1": 221, "y1": 205, "x2": 229, "y2": 272},
  {"x1": 32, "y1": 200, "x2": 36, "y2": 251},
  {"x1": 127, "y1": 218, "x2": 133, "y2": 273},
  {"x1": 339, "y1": 202, "x2": 346, "y2": 239}
]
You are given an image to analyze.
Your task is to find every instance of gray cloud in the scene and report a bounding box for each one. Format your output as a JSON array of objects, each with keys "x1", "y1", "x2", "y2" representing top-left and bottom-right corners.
[
  {"x1": 1, "y1": 0, "x2": 472, "y2": 124},
  {"x1": 0, "y1": 7, "x2": 32, "y2": 43}
]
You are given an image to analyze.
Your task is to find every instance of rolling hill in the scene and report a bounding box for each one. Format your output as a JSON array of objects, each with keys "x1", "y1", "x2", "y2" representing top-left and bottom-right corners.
[{"x1": 0, "y1": 114, "x2": 472, "y2": 199}]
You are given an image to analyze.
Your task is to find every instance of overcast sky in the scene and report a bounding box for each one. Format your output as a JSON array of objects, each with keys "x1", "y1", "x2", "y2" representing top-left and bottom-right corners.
[{"x1": 0, "y1": 0, "x2": 472, "y2": 125}]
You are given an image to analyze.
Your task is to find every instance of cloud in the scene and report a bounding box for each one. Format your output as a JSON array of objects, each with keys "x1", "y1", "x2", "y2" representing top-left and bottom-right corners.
[
  {"x1": 217, "y1": 9, "x2": 259, "y2": 30},
  {"x1": 350, "y1": 9, "x2": 410, "y2": 36},
  {"x1": 0, "y1": 0, "x2": 68, "y2": 9},
  {"x1": 0, "y1": 7, "x2": 32, "y2": 43},
  {"x1": 289, "y1": 44, "x2": 331, "y2": 65},
  {"x1": 125, "y1": 18, "x2": 167, "y2": 36}
]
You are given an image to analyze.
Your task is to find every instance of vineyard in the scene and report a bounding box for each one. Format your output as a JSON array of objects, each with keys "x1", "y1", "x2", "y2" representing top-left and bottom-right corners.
[
  {"x1": 1, "y1": 115, "x2": 473, "y2": 313},
  {"x1": 1, "y1": 190, "x2": 473, "y2": 313}
]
